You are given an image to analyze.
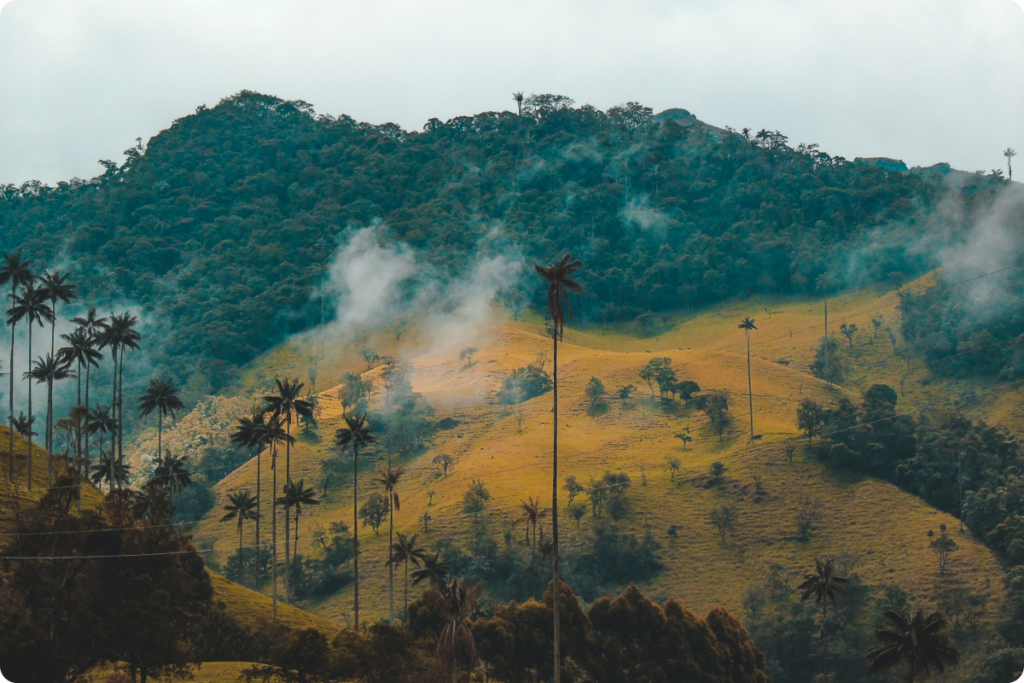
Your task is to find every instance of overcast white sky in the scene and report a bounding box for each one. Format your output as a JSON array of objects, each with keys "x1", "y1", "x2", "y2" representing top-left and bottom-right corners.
[{"x1": 1, "y1": 0, "x2": 1022, "y2": 185}]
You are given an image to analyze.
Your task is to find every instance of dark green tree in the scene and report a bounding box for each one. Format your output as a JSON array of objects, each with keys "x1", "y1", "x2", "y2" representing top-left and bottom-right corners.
[{"x1": 138, "y1": 377, "x2": 184, "y2": 462}]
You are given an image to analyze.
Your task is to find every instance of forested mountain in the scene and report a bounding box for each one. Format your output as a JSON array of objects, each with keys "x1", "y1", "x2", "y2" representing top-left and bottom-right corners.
[{"x1": 0, "y1": 91, "x2": 991, "y2": 390}]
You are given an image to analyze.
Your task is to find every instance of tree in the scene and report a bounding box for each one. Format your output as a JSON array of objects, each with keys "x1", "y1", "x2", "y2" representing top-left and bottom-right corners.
[
  {"x1": 361, "y1": 348, "x2": 379, "y2": 370},
  {"x1": 840, "y1": 322, "x2": 858, "y2": 347},
  {"x1": 615, "y1": 383, "x2": 636, "y2": 400},
  {"x1": 138, "y1": 378, "x2": 184, "y2": 463},
  {"x1": 816, "y1": 273, "x2": 833, "y2": 389},
  {"x1": 585, "y1": 376, "x2": 606, "y2": 409},
  {"x1": 1005, "y1": 147, "x2": 1017, "y2": 181},
  {"x1": 8, "y1": 281, "x2": 53, "y2": 491},
  {"x1": 374, "y1": 465, "x2": 404, "y2": 620},
  {"x1": 639, "y1": 357, "x2": 671, "y2": 397},
  {"x1": 867, "y1": 610, "x2": 959, "y2": 682},
  {"x1": 739, "y1": 317, "x2": 758, "y2": 439},
  {"x1": 433, "y1": 453, "x2": 454, "y2": 477},
  {"x1": 278, "y1": 478, "x2": 319, "y2": 595},
  {"x1": 534, "y1": 252, "x2": 583, "y2": 683},
  {"x1": 231, "y1": 410, "x2": 267, "y2": 576},
  {"x1": 90, "y1": 450, "x2": 130, "y2": 493},
  {"x1": 335, "y1": 412, "x2": 375, "y2": 629},
  {"x1": 151, "y1": 451, "x2": 192, "y2": 500},
  {"x1": 388, "y1": 532, "x2": 427, "y2": 622},
  {"x1": 426, "y1": 577, "x2": 481, "y2": 683},
  {"x1": 69, "y1": 308, "x2": 106, "y2": 474},
  {"x1": 674, "y1": 429, "x2": 692, "y2": 450},
  {"x1": 1, "y1": 251, "x2": 33, "y2": 482},
  {"x1": 700, "y1": 390, "x2": 731, "y2": 441},
  {"x1": 99, "y1": 312, "x2": 141, "y2": 480},
  {"x1": 359, "y1": 493, "x2": 387, "y2": 534},
  {"x1": 58, "y1": 327, "x2": 103, "y2": 491},
  {"x1": 665, "y1": 456, "x2": 681, "y2": 480},
  {"x1": 25, "y1": 353, "x2": 70, "y2": 486},
  {"x1": 411, "y1": 552, "x2": 451, "y2": 590},
  {"x1": 798, "y1": 556, "x2": 849, "y2": 683},
  {"x1": 261, "y1": 414, "x2": 294, "y2": 620},
  {"x1": 39, "y1": 270, "x2": 76, "y2": 457},
  {"x1": 797, "y1": 399, "x2": 826, "y2": 440},
  {"x1": 709, "y1": 504, "x2": 735, "y2": 543},
  {"x1": 246, "y1": 627, "x2": 331, "y2": 683},
  {"x1": 459, "y1": 346, "x2": 477, "y2": 367},
  {"x1": 929, "y1": 529, "x2": 959, "y2": 574},
  {"x1": 516, "y1": 496, "x2": 550, "y2": 562},
  {"x1": 512, "y1": 91, "x2": 524, "y2": 116},
  {"x1": 221, "y1": 490, "x2": 259, "y2": 584},
  {"x1": 462, "y1": 479, "x2": 490, "y2": 519},
  {"x1": 337, "y1": 372, "x2": 370, "y2": 417},
  {"x1": 86, "y1": 404, "x2": 117, "y2": 491},
  {"x1": 564, "y1": 476, "x2": 584, "y2": 505}
]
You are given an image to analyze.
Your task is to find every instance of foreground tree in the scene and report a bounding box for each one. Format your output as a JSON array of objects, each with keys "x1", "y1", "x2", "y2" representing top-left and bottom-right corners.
[
  {"x1": 221, "y1": 489, "x2": 259, "y2": 584},
  {"x1": 138, "y1": 378, "x2": 184, "y2": 462},
  {"x1": 335, "y1": 413, "x2": 374, "y2": 629},
  {"x1": 426, "y1": 577, "x2": 481, "y2": 683},
  {"x1": 739, "y1": 317, "x2": 758, "y2": 439},
  {"x1": 1, "y1": 251, "x2": 33, "y2": 481},
  {"x1": 8, "y1": 282, "x2": 53, "y2": 491},
  {"x1": 534, "y1": 252, "x2": 583, "y2": 683},
  {"x1": 798, "y1": 556, "x2": 849, "y2": 683},
  {"x1": 867, "y1": 610, "x2": 959, "y2": 682},
  {"x1": 151, "y1": 451, "x2": 192, "y2": 500}
]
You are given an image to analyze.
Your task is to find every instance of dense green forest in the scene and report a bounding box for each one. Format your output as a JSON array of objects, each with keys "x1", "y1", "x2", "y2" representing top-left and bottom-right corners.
[{"x1": 0, "y1": 91, "x2": 978, "y2": 392}]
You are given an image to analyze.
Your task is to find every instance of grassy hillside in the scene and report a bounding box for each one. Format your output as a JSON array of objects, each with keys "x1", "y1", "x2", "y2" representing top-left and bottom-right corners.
[{"x1": 190, "y1": 275, "x2": 1012, "y2": 630}]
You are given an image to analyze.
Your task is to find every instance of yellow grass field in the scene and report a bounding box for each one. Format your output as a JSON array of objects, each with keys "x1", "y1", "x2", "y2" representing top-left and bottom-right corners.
[{"x1": 189, "y1": 274, "x2": 1014, "y2": 628}]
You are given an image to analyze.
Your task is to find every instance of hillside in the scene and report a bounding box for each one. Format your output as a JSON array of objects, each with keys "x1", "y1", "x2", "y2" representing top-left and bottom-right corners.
[{"x1": 188, "y1": 275, "x2": 1012, "y2": 635}]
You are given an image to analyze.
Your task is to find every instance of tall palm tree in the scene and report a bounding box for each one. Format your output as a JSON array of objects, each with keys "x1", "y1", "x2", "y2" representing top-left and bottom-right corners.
[
  {"x1": 388, "y1": 532, "x2": 427, "y2": 622},
  {"x1": 427, "y1": 577, "x2": 481, "y2": 683},
  {"x1": 516, "y1": 496, "x2": 549, "y2": 563},
  {"x1": 90, "y1": 451, "x2": 129, "y2": 493},
  {"x1": 70, "y1": 308, "x2": 106, "y2": 471},
  {"x1": 151, "y1": 451, "x2": 192, "y2": 500},
  {"x1": 59, "y1": 328, "x2": 102, "y2": 481},
  {"x1": 335, "y1": 413, "x2": 374, "y2": 629},
  {"x1": 8, "y1": 282, "x2": 53, "y2": 491},
  {"x1": 512, "y1": 91, "x2": 524, "y2": 116},
  {"x1": 86, "y1": 404, "x2": 116, "y2": 490},
  {"x1": 1005, "y1": 147, "x2": 1017, "y2": 181},
  {"x1": 738, "y1": 317, "x2": 758, "y2": 440},
  {"x1": 798, "y1": 556, "x2": 849, "y2": 683},
  {"x1": 260, "y1": 415, "x2": 294, "y2": 620},
  {"x1": 25, "y1": 354, "x2": 71, "y2": 486},
  {"x1": 816, "y1": 273, "x2": 832, "y2": 390},
  {"x1": 534, "y1": 252, "x2": 583, "y2": 683},
  {"x1": 102, "y1": 312, "x2": 141, "y2": 477},
  {"x1": 867, "y1": 610, "x2": 959, "y2": 682},
  {"x1": 39, "y1": 271, "x2": 76, "y2": 457},
  {"x1": 411, "y1": 551, "x2": 450, "y2": 590},
  {"x1": 264, "y1": 377, "x2": 313, "y2": 585},
  {"x1": 221, "y1": 490, "x2": 259, "y2": 585},
  {"x1": 277, "y1": 478, "x2": 319, "y2": 593},
  {"x1": 374, "y1": 465, "x2": 404, "y2": 620},
  {"x1": 138, "y1": 378, "x2": 184, "y2": 462},
  {"x1": 232, "y1": 410, "x2": 268, "y2": 576},
  {"x1": 0, "y1": 252, "x2": 33, "y2": 481}
]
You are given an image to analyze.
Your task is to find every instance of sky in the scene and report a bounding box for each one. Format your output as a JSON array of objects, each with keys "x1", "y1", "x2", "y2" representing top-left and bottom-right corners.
[{"x1": 0, "y1": 0, "x2": 1022, "y2": 185}]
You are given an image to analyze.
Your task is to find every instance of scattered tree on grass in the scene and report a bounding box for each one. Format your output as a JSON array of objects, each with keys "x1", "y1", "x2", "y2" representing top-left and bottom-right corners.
[
  {"x1": 709, "y1": 505, "x2": 735, "y2": 543},
  {"x1": 929, "y1": 529, "x2": 960, "y2": 574}
]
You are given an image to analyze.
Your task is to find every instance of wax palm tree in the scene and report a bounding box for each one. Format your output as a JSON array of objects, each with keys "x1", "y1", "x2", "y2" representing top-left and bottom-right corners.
[
  {"x1": 388, "y1": 532, "x2": 427, "y2": 622},
  {"x1": 8, "y1": 283, "x2": 53, "y2": 491},
  {"x1": 264, "y1": 377, "x2": 313, "y2": 583},
  {"x1": 59, "y1": 328, "x2": 102, "y2": 480},
  {"x1": 798, "y1": 556, "x2": 849, "y2": 683},
  {"x1": 515, "y1": 496, "x2": 549, "y2": 562},
  {"x1": 1, "y1": 251, "x2": 33, "y2": 481},
  {"x1": 277, "y1": 479, "x2": 319, "y2": 591},
  {"x1": 427, "y1": 577, "x2": 481, "y2": 683},
  {"x1": 335, "y1": 412, "x2": 374, "y2": 629},
  {"x1": 534, "y1": 252, "x2": 583, "y2": 683},
  {"x1": 138, "y1": 377, "x2": 184, "y2": 462},
  {"x1": 512, "y1": 91, "x2": 524, "y2": 116},
  {"x1": 867, "y1": 610, "x2": 959, "y2": 682},
  {"x1": 738, "y1": 317, "x2": 758, "y2": 440},
  {"x1": 231, "y1": 410, "x2": 268, "y2": 576},
  {"x1": 151, "y1": 451, "x2": 192, "y2": 499},
  {"x1": 26, "y1": 354, "x2": 71, "y2": 486},
  {"x1": 412, "y1": 552, "x2": 451, "y2": 590},
  {"x1": 374, "y1": 465, "x2": 404, "y2": 620},
  {"x1": 221, "y1": 490, "x2": 259, "y2": 584},
  {"x1": 101, "y1": 312, "x2": 141, "y2": 476},
  {"x1": 90, "y1": 450, "x2": 129, "y2": 493},
  {"x1": 86, "y1": 404, "x2": 115, "y2": 486},
  {"x1": 1005, "y1": 147, "x2": 1017, "y2": 181},
  {"x1": 12, "y1": 412, "x2": 35, "y2": 440},
  {"x1": 260, "y1": 415, "x2": 293, "y2": 619},
  {"x1": 70, "y1": 308, "x2": 106, "y2": 470},
  {"x1": 816, "y1": 273, "x2": 832, "y2": 389},
  {"x1": 39, "y1": 271, "x2": 76, "y2": 454}
]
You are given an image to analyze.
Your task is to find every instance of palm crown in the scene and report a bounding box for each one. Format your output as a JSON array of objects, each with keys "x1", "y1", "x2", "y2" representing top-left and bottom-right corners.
[
  {"x1": 138, "y1": 378, "x2": 184, "y2": 420},
  {"x1": 867, "y1": 610, "x2": 959, "y2": 682},
  {"x1": 335, "y1": 413, "x2": 375, "y2": 452},
  {"x1": 534, "y1": 254, "x2": 583, "y2": 340}
]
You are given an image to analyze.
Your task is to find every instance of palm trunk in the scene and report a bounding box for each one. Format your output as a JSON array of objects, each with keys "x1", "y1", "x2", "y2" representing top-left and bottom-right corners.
[
  {"x1": 239, "y1": 523, "x2": 244, "y2": 583},
  {"x1": 117, "y1": 345, "x2": 124, "y2": 483},
  {"x1": 26, "y1": 324, "x2": 34, "y2": 491},
  {"x1": 822, "y1": 602, "x2": 829, "y2": 683},
  {"x1": 746, "y1": 331, "x2": 754, "y2": 440},
  {"x1": 389, "y1": 498, "x2": 395, "y2": 621},
  {"x1": 84, "y1": 362, "x2": 91, "y2": 479},
  {"x1": 8, "y1": 314, "x2": 15, "y2": 481},
  {"x1": 46, "y1": 371, "x2": 54, "y2": 487},
  {"x1": 294, "y1": 509, "x2": 300, "y2": 563},
  {"x1": 404, "y1": 559, "x2": 409, "y2": 623},
  {"x1": 551, "y1": 332, "x2": 561, "y2": 683},
  {"x1": 157, "y1": 412, "x2": 162, "y2": 462},
  {"x1": 256, "y1": 446, "x2": 262, "y2": 577},
  {"x1": 271, "y1": 441, "x2": 278, "y2": 621},
  {"x1": 284, "y1": 414, "x2": 291, "y2": 601},
  {"x1": 76, "y1": 359, "x2": 83, "y2": 511},
  {"x1": 353, "y1": 444, "x2": 360, "y2": 630},
  {"x1": 110, "y1": 345, "x2": 118, "y2": 488},
  {"x1": 823, "y1": 289, "x2": 830, "y2": 390}
]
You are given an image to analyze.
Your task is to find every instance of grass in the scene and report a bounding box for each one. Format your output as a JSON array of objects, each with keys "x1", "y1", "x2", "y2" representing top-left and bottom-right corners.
[{"x1": 186, "y1": 273, "x2": 1012, "y2": 629}]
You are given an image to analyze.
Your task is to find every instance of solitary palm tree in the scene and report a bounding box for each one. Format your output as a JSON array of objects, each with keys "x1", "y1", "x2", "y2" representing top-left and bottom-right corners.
[
  {"x1": 516, "y1": 496, "x2": 549, "y2": 563},
  {"x1": 39, "y1": 271, "x2": 76, "y2": 456},
  {"x1": 798, "y1": 556, "x2": 849, "y2": 683},
  {"x1": 867, "y1": 610, "x2": 959, "y2": 682},
  {"x1": 221, "y1": 490, "x2": 259, "y2": 584},
  {"x1": 411, "y1": 552, "x2": 451, "y2": 591},
  {"x1": 264, "y1": 377, "x2": 313, "y2": 584},
  {"x1": 277, "y1": 478, "x2": 319, "y2": 596},
  {"x1": 1, "y1": 252, "x2": 33, "y2": 481},
  {"x1": 232, "y1": 410, "x2": 268, "y2": 576},
  {"x1": 738, "y1": 317, "x2": 758, "y2": 440},
  {"x1": 374, "y1": 465, "x2": 404, "y2": 620},
  {"x1": 816, "y1": 273, "x2": 832, "y2": 389},
  {"x1": 427, "y1": 577, "x2": 481, "y2": 683},
  {"x1": 261, "y1": 415, "x2": 293, "y2": 620},
  {"x1": 138, "y1": 378, "x2": 184, "y2": 462},
  {"x1": 335, "y1": 413, "x2": 374, "y2": 629},
  {"x1": 1005, "y1": 147, "x2": 1017, "y2": 181},
  {"x1": 70, "y1": 308, "x2": 106, "y2": 471},
  {"x1": 512, "y1": 91, "x2": 524, "y2": 116},
  {"x1": 59, "y1": 328, "x2": 102, "y2": 483},
  {"x1": 151, "y1": 451, "x2": 192, "y2": 500},
  {"x1": 26, "y1": 354, "x2": 71, "y2": 486},
  {"x1": 388, "y1": 532, "x2": 427, "y2": 622},
  {"x1": 534, "y1": 253, "x2": 583, "y2": 683},
  {"x1": 8, "y1": 282, "x2": 53, "y2": 491}
]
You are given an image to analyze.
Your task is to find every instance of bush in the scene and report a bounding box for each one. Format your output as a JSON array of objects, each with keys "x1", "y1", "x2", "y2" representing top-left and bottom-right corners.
[{"x1": 496, "y1": 365, "x2": 552, "y2": 404}]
